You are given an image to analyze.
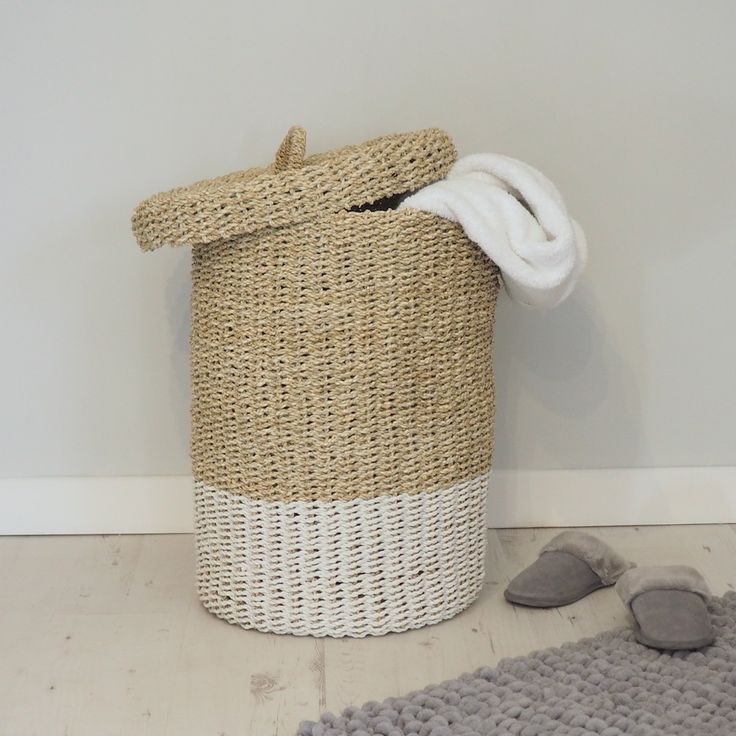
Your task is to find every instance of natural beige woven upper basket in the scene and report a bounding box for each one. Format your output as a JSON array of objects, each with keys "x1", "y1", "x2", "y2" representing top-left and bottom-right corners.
[{"x1": 132, "y1": 126, "x2": 499, "y2": 637}]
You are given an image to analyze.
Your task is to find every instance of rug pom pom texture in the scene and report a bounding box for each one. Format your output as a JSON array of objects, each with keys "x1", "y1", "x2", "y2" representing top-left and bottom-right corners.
[{"x1": 131, "y1": 126, "x2": 499, "y2": 637}]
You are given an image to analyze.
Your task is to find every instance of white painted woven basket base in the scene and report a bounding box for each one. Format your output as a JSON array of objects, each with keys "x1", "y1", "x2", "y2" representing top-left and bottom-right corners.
[{"x1": 194, "y1": 472, "x2": 489, "y2": 637}]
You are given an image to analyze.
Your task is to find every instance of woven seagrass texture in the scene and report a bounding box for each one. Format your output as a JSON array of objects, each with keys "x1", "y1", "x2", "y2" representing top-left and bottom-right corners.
[
  {"x1": 131, "y1": 128, "x2": 456, "y2": 251},
  {"x1": 134, "y1": 126, "x2": 498, "y2": 636},
  {"x1": 273, "y1": 125, "x2": 307, "y2": 172},
  {"x1": 194, "y1": 472, "x2": 488, "y2": 638},
  {"x1": 191, "y1": 210, "x2": 498, "y2": 502},
  {"x1": 299, "y1": 592, "x2": 736, "y2": 734}
]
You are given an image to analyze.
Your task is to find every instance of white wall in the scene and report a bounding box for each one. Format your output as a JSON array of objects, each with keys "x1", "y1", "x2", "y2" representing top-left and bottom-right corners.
[{"x1": 2, "y1": 2, "x2": 735, "y2": 497}]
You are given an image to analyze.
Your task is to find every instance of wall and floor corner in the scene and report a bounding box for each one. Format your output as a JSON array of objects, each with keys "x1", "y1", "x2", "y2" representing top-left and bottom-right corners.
[{"x1": 1, "y1": 1, "x2": 735, "y2": 535}]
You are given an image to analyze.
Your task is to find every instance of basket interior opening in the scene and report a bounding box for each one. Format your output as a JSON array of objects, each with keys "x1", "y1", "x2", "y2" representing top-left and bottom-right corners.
[{"x1": 349, "y1": 191, "x2": 412, "y2": 213}]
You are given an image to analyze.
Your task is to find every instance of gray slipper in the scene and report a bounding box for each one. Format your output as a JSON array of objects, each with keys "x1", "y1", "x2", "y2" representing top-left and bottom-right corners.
[
  {"x1": 616, "y1": 565, "x2": 715, "y2": 650},
  {"x1": 504, "y1": 531, "x2": 634, "y2": 608}
]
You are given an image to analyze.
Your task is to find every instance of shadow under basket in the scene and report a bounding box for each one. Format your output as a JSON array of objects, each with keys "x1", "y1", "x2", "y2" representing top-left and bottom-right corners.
[{"x1": 132, "y1": 126, "x2": 499, "y2": 637}]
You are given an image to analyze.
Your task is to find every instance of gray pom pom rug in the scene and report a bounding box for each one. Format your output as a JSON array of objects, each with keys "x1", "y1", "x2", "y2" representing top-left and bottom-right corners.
[{"x1": 298, "y1": 592, "x2": 736, "y2": 736}]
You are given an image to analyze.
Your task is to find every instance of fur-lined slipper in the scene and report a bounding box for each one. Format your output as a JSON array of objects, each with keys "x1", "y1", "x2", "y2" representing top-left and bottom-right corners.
[
  {"x1": 504, "y1": 531, "x2": 635, "y2": 608},
  {"x1": 616, "y1": 565, "x2": 715, "y2": 650}
]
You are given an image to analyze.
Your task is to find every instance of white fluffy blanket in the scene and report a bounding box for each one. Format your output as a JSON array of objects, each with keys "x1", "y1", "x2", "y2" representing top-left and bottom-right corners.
[{"x1": 400, "y1": 153, "x2": 587, "y2": 308}]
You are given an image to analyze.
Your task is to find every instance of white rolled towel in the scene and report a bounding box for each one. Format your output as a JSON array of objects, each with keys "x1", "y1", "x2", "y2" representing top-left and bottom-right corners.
[{"x1": 399, "y1": 153, "x2": 587, "y2": 309}]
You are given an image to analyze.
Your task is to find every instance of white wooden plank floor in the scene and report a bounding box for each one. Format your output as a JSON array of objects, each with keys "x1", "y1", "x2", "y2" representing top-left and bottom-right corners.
[{"x1": 1, "y1": 525, "x2": 734, "y2": 736}]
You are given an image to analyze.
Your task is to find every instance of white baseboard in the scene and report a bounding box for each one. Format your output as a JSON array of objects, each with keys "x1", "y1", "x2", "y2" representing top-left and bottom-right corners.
[
  {"x1": 0, "y1": 476, "x2": 194, "y2": 535},
  {"x1": 487, "y1": 467, "x2": 736, "y2": 528},
  {"x1": 1, "y1": 467, "x2": 734, "y2": 535}
]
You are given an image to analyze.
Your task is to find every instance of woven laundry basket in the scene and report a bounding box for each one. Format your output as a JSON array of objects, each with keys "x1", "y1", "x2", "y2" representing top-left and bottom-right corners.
[{"x1": 132, "y1": 126, "x2": 500, "y2": 637}]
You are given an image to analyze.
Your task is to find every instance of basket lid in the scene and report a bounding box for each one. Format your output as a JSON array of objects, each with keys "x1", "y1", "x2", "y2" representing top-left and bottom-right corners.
[{"x1": 131, "y1": 126, "x2": 456, "y2": 251}]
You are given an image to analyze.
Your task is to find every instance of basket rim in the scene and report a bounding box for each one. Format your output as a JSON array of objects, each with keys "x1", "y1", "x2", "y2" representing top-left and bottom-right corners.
[{"x1": 131, "y1": 127, "x2": 456, "y2": 251}]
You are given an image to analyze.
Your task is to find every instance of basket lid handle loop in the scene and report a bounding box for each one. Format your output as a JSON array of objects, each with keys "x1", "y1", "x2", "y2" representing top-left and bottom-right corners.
[{"x1": 273, "y1": 126, "x2": 306, "y2": 172}]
